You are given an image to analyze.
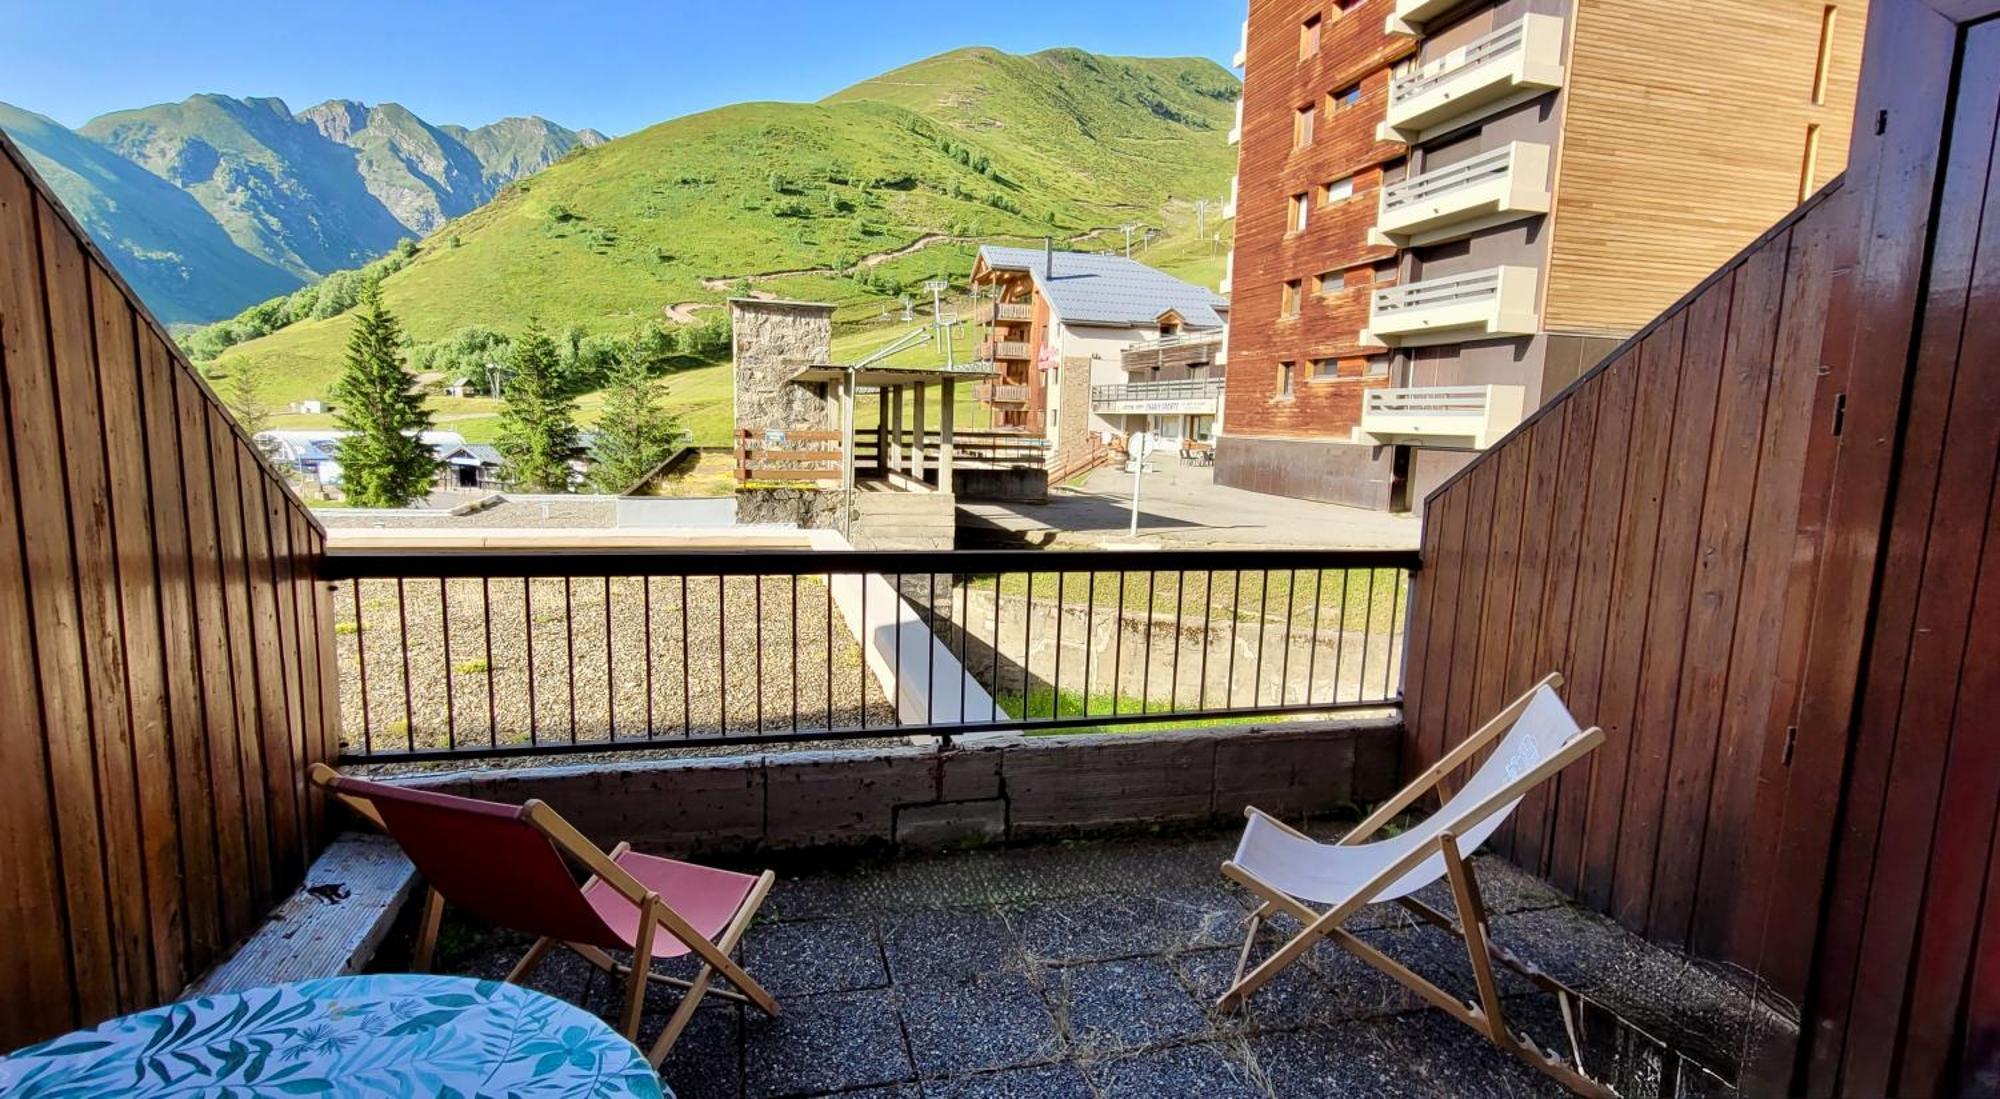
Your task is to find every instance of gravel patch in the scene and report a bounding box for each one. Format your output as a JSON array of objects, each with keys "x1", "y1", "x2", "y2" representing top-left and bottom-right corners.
[{"x1": 334, "y1": 573, "x2": 896, "y2": 756}]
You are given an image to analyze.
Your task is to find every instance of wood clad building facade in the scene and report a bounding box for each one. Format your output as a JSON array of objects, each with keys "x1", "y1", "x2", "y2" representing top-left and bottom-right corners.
[
  {"x1": 0, "y1": 131, "x2": 338, "y2": 1049},
  {"x1": 1217, "y1": 0, "x2": 1867, "y2": 510}
]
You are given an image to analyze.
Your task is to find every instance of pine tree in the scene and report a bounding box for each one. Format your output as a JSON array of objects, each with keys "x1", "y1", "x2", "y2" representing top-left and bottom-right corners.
[
  {"x1": 496, "y1": 320, "x2": 578, "y2": 493},
  {"x1": 222, "y1": 357, "x2": 283, "y2": 464},
  {"x1": 587, "y1": 356, "x2": 682, "y2": 494},
  {"x1": 331, "y1": 282, "x2": 437, "y2": 507}
]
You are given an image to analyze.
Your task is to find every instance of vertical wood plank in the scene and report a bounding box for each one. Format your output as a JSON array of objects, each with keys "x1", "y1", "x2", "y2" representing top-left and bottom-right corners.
[
  {"x1": 236, "y1": 446, "x2": 302, "y2": 883},
  {"x1": 0, "y1": 155, "x2": 77, "y2": 1041},
  {"x1": 136, "y1": 329, "x2": 222, "y2": 966},
  {"x1": 86, "y1": 262, "x2": 185, "y2": 997},
  {"x1": 0, "y1": 165, "x2": 120, "y2": 1025},
  {"x1": 206, "y1": 408, "x2": 276, "y2": 907},
  {"x1": 175, "y1": 373, "x2": 254, "y2": 940},
  {"x1": 1550, "y1": 351, "x2": 1638, "y2": 895},
  {"x1": 1650, "y1": 232, "x2": 1789, "y2": 946},
  {"x1": 1610, "y1": 269, "x2": 1733, "y2": 931},
  {"x1": 1412, "y1": 486, "x2": 1469, "y2": 778},
  {"x1": 1694, "y1": 215, "x2": 1838, "y2": 961},
  {"x1": 1496, "y1": 410, "x2": 1565, "y2": 862},
  {"x1": 1578, "y1": 316, "x2": 1685, "y2": 911},
  {"x1": 1439, "y1": 459, "x2": 1498, "y2": 792}
]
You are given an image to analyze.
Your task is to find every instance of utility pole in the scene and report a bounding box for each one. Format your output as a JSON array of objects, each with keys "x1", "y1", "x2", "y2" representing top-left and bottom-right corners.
[
  {"x1": 1122, "y1": 223, "x2": 1138, "y2": 258},
  {"x1": 924, "y1": 277, "x2": 952, "y2": 369},
  {"x1": 1195, "y1": 199, "x2": 1207, "y2": 239}
]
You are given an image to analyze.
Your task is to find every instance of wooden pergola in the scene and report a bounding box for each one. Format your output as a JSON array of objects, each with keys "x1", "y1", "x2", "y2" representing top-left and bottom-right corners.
[{"x1": 787, "y1": 364, "x2": 997, "y2": 496}]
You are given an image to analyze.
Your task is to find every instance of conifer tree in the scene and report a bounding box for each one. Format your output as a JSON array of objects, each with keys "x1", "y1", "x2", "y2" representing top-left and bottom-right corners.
[
  {"x1": 496, "y1": 320, "x2": 579, "y2": 493},
  {"x1": 587, "y1": 356, "x2": 681, "y2": 494},
  {"x1": 331, "y1": 282, "x2": 437, "y2": 506}
]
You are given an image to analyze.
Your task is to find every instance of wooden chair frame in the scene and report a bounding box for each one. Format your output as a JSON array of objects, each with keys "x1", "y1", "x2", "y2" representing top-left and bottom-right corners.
[
  {"x1": 311, "y1": 764, "x2": 778, "y2": 1067},
  {"x1": 1217, "y1": 674, "x2": 1615, "y2": 1098}
]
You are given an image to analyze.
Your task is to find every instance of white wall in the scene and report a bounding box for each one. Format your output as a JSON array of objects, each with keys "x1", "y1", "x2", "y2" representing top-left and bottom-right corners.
[{"x1": 1047, "y1": 313, "x2": 1156, "y2": 436}]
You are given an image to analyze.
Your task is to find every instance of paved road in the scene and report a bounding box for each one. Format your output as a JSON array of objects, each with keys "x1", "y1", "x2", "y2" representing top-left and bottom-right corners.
[{"x1": 960, "y1": 461, "x2": 1421, "y2": 550}]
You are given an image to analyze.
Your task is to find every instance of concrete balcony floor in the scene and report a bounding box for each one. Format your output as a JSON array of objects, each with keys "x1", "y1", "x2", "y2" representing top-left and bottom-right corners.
[{"x1": 392, "y1": 827, "x2": 1782, "y2": 1098}]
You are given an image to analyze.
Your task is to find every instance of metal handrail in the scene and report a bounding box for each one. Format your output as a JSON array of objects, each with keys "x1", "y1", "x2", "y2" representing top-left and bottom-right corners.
[
  {"x1": 1373, "y1": 270, "x2": 1503, "y2": 313},
  {"x1": 1092, "y1": 378, "x2": 1228, "y2": 403},
  {"x1": 323, "y1": 546, "x2": 1418, "y2": 762},
  {"x1": 1391, "y1": 19, "x2": 1526, "y2": 105},
  {"x1": 1366, "y1": 386, "x2": 1494, "y2": 414},
  {"x1": 1381, "y1": 147, "x2": 1515, "y2": 212}
]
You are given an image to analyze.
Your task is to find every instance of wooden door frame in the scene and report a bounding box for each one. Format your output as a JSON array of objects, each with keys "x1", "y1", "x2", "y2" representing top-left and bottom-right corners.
[{"x1": 1736, "y1": 0, "x2": 2000, "y2": 1092}]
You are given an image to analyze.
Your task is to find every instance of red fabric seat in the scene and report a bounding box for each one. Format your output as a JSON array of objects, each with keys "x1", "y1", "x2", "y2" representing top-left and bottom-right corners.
[{"x1": 585, "y1": 851, "x2": 760, "y2": 956}]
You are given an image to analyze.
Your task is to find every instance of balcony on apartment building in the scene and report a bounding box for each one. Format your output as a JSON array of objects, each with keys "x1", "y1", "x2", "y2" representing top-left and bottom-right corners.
[
  {"x1": 973, "y1": 381, "x2": 1032, "y2": 406},
  {"x1": 1090, "y1": 376, "x2": 1227, "y2": 415},
  {"x1": 1386, "y1": 0, "x2": 1474, "y2": 35},
  {"x1": 1228, "y1": 97, "x2": 1243, "y2": 145},
  {"x1": 1363, "y1": 264, "x2": 1539, "y2": 347},
  {"x1": 1357, "y1": 383, "x2": 1525, "y2": 450},
  {"x1": 976, "y1": 338, "x2": 1033, "y2": 362},
  {"x1": 1368, "y1": 142, "x2": 1552, "y2": 247},
  {"x1": 1379, "y1": 14, "x2": 1566, "y2": 144},
  {"x1": 978, "y1": 300, "x2": 1034, "y2": 325}
]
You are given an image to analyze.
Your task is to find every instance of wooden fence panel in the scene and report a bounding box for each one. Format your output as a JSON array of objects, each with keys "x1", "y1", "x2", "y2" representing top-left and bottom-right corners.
[
  {"x1": 0, "y1": 132, "x2": 334, "y2": 1048},
  {"x1": 1402, "y1": 188, "x2": 1843, "y2": 982}
]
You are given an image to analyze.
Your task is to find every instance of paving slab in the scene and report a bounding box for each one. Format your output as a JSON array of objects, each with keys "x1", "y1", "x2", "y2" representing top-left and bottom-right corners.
[
  {"x1": 742, "y1": 988, "x2": 915, "y2": 1098},
  {"x1": 740, "y1": 915, "x2": 888, "y2": 997},
  {"x1": 1085, "y1": 1040, "x2": 1267, "y2": 1098},
  {"x1": 896, "y1": 972, "x2": 1064, "y2": 1078},
  {"x1": 1048, "y1": 956, "x2": 1210, "y2": 1054}
]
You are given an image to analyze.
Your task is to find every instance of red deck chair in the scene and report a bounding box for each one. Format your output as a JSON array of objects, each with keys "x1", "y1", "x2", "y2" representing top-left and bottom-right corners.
[{"x1": 310, "y1": 764, "x2": 778, "y2": 1066}]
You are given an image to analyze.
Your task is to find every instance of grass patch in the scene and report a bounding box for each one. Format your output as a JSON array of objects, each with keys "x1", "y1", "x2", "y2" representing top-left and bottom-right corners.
[
  {"x1": 999, "y1": 685, "x2": 1330, "y2": 734},
  {"x1": 452, "y1": 658, "x2": 491, "y2": 675},
  {"x1": 970, "y1": 568, "x2": 1408, "y2": 632}
]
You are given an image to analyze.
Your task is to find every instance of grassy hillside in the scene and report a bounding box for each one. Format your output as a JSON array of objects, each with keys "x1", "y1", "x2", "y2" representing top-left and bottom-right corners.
[{"x1": 208, "y1": 46, "x2": 1238, "y2": 444}]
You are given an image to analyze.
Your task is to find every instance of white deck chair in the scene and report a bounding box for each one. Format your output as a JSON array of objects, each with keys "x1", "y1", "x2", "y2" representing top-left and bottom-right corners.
[{"x1": 1219, "y1": 673, "x2": 1612, "y2": 1097}]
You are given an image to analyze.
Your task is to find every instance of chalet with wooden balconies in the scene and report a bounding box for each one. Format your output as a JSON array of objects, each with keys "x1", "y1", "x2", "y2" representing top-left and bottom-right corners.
[{"x1": 968, "y1": 244, "x2": 1228, "y2": 476}]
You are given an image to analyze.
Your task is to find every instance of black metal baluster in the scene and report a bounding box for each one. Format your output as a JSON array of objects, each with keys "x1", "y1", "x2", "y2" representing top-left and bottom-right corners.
[
  {"x1": 1225, "y1": 571, "x2": 1241, "y2": 709},
  {"x1": 990, "y1": 572, "x2": 1002, "y2": 723},
  {"x1": 1051, "y1": 572, "x2": 1063, "y2": 720},
  {"x1": 1279, "y1": 570, "x2": 1296, "y2": 708},
  {"x1": 1332, "y1": 569, "x2": 1350, "y2": 705},
  {"x1": 717, "y1": 575, "x2": 728, "y2": 735},
  {"x1": 1082, "y1": 572, "x2": 1094, "y2": 716},
  {"x1": 1198, "y1": 571, "x2": 1214, "y2": 712},
  {"x1": 1111, "y1": 571, "x2": 1125, "y2": 716},
  {"x1": 396, "y1": 579, "x2": 414, "y2": 751},
  {"x1": 1357, "y1": 569, "x2": 1378, "y2": 703},
  {"x1": 1304, "y1": 569, "x2": 1324, "y2": 708},
  {"x1": 643, "y1": 576, "x2": 655, "y2": 739},
  {"x1": 564, "y1": 577, "x2": 577, "y2": 743},
  {"x1": 859, "y1": 576, "x2": 868, "y2": 729},
  {"x1": 1252, "y1": 570, "x2": 1270, "y2": 709},
  {"x1": 755, "y1": 574, "x2": 765, "y2": 733},
  {"x1": 680, "y1": 575, "x2": 692, "y2": 736},
  {"x1": 1140, "y1": 571, "x2": 1155, "y2": 715},
  {"x1": 440, "y1": 578, "x2": 455, "y2": 750},
  {"x1": 1169, "y1": 570, "x2": 1184, "y2": 713},
  {"x1": 825, "y1": 573, "x2": 834, "y2": 730},
  {"x1": 605, "y1": 576, "x2": 615, "y2": 741},
  {"x1": 791, "y1": 574, "x2": 800, "y2": 734},
  {"x1": 1387, "y1": 568, "x2": 1407, "y2": 701},
  {"x1": 524, "y1": 577, "x2": 538, "y2": 745},
  {"x1": 352, "y1": 583, "x2": 371, "y2": 754},
  {"x1": 483, "y1": 577, "x2": 496, "y2": 748}
]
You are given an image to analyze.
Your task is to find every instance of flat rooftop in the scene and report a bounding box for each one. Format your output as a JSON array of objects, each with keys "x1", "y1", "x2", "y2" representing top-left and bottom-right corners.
[{"x1": 400, "y1": 827, "x2": 1783, "y2": 1098}]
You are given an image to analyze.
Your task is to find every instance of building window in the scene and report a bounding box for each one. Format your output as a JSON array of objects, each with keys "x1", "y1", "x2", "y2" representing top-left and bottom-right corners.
[
  {"x1": 1319, "y1": 175, "x2": 1354, "y2": 204},
  {"x1": 1277, "y1": 362, "x2": 1296, "y2": 399},
  {"x1": 1799, "y1": 122, "x2": 1822, "y2": 201},
  {"x1": 1327, "y1": 83, "x2": 1362, "y2": 114},
  {"x1": 1300, "y1": 14, "x2": 1321, "y2": 59},
  {"x1": 1315, "y1": 270, "x2": 1339, "y2": 295},
  {"x1": 1288, "y1": 193, "x2": 1310, "y2": 233},
  {"x1": 1294, "y1": 104, "x2": 1316, "y2": 149},
  {"x1": 1812, "y1": 5, "x2": 1837, "y2": 105},
  {"x1": 1311, "y1": 358, "x2": 1339, "y2": 378},
  {"x1": 1281, "y1": 280, "x2": 1303, "y2": 317},
  {"x1": 1366, "y1": 356, "x2": 1389, "y2": 377}
]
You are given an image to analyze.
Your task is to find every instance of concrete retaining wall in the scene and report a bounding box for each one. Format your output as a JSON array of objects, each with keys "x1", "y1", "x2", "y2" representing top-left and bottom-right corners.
[{"x1": 390, "y1": 717, "x2": 1400, "y2": 855}]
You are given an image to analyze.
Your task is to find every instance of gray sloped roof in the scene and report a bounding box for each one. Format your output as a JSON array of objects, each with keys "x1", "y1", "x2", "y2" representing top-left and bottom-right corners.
[{"x1": 978, "y1": 246, "x2": 1229, "y2": 329}]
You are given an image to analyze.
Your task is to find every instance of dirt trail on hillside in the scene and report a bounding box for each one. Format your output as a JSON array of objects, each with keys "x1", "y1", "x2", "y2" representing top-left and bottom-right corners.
[{"x1": 688, "y1": 224, "x2": 1130, "y2": 298}]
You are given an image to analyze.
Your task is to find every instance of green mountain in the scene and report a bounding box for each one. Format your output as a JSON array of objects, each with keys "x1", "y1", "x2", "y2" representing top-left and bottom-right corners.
[
  {"x1": 78, "y1": 95, "x2": 604, "y2": 282},
  {"x1": 0, "y1": 102, "x2": 303, "y2": 325},
  {"x1": 200, "y1": 46, "x2": 1238, "y2": 444}
]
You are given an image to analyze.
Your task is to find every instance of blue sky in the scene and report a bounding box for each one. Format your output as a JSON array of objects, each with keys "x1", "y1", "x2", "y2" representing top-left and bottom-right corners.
[{"x1": 0, "y1": 1, "x2": 1240, "y2": 134}]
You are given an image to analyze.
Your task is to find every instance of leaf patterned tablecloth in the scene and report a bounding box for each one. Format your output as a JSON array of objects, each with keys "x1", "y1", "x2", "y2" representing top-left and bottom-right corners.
[{"x1": 0, "y1": 973, "x2": 667, "y2": 1097}]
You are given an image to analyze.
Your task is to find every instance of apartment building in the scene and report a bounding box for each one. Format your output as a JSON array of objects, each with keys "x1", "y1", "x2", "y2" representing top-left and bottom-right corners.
[
  {"x1": 969, "y1": 244, "x2": 1229, "y2": 473},
  {"x1": 1216, "y1": 0, "x2": 1866, "y2": 510}
]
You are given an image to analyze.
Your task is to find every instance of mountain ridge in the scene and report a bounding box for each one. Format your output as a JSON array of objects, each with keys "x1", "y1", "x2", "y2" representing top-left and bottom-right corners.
[{"x1": 0, "y1": 94, "x2": 603, "y2": 322}]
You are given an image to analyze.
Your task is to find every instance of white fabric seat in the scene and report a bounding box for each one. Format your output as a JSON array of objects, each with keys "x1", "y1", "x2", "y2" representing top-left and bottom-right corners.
[{"x1": 1233, "y1": 685, "x2": 1584, "y2": 905}]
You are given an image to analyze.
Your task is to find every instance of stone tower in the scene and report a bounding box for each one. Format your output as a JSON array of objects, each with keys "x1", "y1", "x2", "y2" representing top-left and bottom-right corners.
[{"x1": 730, "y1": 298, "x2": 836, "y2": 433}]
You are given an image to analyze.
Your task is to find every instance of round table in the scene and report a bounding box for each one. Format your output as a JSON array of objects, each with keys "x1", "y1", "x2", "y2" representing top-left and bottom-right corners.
[{"x1": 0, "y1": 973, "x2": 667, "y2": 1097}]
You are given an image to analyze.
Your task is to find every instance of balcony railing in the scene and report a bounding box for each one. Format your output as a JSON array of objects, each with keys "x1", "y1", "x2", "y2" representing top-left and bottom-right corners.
[
  {"x1": 1382, "y1": 15, "x2": 1565, "y2": 143},
  {"x1": 974, "y1": 382, "x2": 1032, "y2": 405},
  {"x1": 1370, "y1": 142, "x2": 1552, "y2": 247},
  {"x1": 322, "y1": 547, "x2": 1415, "y2": 762},
  {"x1": 1359, "y1": 384, "x2": 1526, "y2": 450},
  {"x1": 1092, "y1": 377, "x2": 1226, "y2": 414},
  {"x1": 1365, "y1": 265, "x2": 1539, "y2": 347},
  {"x1": 977, "y1": 339, "x2": 1033, "y2": 361},
  {"x1": 979, "y1": 301, "x2": 1034, "y2": 325}
]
